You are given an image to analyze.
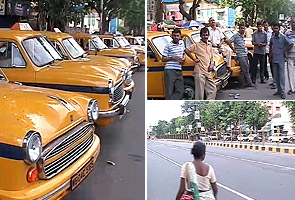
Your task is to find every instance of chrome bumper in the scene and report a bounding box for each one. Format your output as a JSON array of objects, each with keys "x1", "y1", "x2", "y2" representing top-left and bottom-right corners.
[
  {"x1": 215, "y1": 70, "x2": 231, "y2": 86},
  {"x1": 131, "y1": 64, "x2": 140, "y2": 69},
  {"x1": 124, "y1": 80, "x2": 135, "y2": 95},
  {"x1": 99, "y1": 94, "x2": 130, "y2": 118}
]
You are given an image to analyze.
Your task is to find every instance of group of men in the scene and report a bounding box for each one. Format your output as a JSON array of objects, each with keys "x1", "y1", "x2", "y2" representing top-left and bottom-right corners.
[{"x1": 162, "y1": 18, "x2": 295, "y2": 100}]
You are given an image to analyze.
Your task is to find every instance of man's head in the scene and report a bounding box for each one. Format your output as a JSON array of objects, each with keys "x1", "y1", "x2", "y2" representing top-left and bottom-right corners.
[
  {"x1": 272, "y1": 22, "x2": 280, "y2": 35},
  {"x1": 257, "y1": 21, "x2": 263, "y2": 32},
  {"x1": 171, "y1": 28, "x2": 181, "y2": 43},
  {"x1": 200, "y1": 27, "x2": 210, "y2": 42},
  {"x1": 263, "y1": 21, "x2": 269, "y2": 31},
  {"x1": 209, "y1": 17, "x2": 215, "y2": 27},
  {"x1": 246, "y1": 23, "x2": 250, "y2": 28},
  {"x1": 238, "y1": 24, "x2": 246, "y2": 35}
]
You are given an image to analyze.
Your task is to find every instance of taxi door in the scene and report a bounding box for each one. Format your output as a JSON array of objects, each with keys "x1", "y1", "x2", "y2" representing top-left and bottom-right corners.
[
  {"x1": 0, "y1": 40, "x2": 35, "y2": 83},
  {"x1": 147, "y1": 44, "x2": 165, "y2": 98}
]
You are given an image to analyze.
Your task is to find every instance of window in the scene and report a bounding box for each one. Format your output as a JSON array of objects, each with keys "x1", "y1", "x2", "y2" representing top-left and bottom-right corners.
[
  {"x1": 0, "y1": 41, "x2": 26, "y2": 68},
  {"x1": 276, "y1": 107, "x2": 280, "y2": 111},
  {"x1": 183, "y1": 36, "x2": 192, "y2": 48},
  {"x1": 53, "y1": 41, "x2": 68, "y2": 58}
]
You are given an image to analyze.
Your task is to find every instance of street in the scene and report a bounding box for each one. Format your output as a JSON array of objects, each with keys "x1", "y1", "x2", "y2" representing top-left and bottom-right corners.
[
  {"x1": 65, "y1": 69, "x2": 145, "y2": 200},
  {"x1": 217, "y1": 65, "x2": 295, "y2": 100},
  {"x1": 147, "y1": 140, "x2": 295, "y2": 200}
]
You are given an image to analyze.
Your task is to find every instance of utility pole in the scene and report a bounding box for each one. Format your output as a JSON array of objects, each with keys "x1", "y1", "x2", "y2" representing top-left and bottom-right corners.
[{"x1": 100, "y1": 0, "x2": 104, "y2": 34}]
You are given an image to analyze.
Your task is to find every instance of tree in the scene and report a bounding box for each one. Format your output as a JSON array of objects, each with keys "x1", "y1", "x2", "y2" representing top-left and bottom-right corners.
[
  {"x1": 151, "y1": 120, "x2": 170, "y2": 135},
  {"x1": 284, "y1": 102, "x2": 295, "y2": 125}
]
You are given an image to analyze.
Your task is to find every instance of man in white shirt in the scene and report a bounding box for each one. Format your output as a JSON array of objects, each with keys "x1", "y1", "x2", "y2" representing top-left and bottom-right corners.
[
  {"x1": 285, "y1": 18, "x2": 295, "y2": 95},
  {"x1": 208, "y1": 18, "x2": 232, "y2": 69},
  {"x1": 263, "y1": 21, "x2": 275, "y2": 87}
]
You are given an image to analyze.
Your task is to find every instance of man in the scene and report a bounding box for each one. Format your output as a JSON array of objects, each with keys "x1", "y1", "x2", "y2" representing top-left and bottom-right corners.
[
  {"x1": 252, "y1": 21, "x2": 267, "y2": 84},
  {"x1": 162, "y1": 28, "x2": 185, "y2": 100},
  {"x1": 284, "y1": 19, "x2": 295, "y2": 95},
  {"x1": 227, "y1": 24, "x2": 255, "y2": 88},
  {"x1": 245, "y1": 23, "x2": 253, "y2": 38},
  {"x1": 208, "y1": 18, "x2": 232, "y2": 69},
  {"x1": 184, "y1": 27, "x2": 216, "y2": 100},
  {"x1": 270, "y1": 22, "x2": 293, "y2": 99},
  {"x1": 263, "y1": 21, "x2": 274, "y2": 86}
]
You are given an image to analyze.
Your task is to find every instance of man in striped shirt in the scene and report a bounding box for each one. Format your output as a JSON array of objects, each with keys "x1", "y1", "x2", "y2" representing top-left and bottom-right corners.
[{"x1": 162, "y1": 28, "x2": 185, "y2": 100}]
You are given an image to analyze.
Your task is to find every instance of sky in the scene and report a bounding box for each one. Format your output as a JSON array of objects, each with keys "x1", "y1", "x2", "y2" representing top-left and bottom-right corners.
[{"x1": 146, "y1": 101, "x2": 184, "y2": 127}]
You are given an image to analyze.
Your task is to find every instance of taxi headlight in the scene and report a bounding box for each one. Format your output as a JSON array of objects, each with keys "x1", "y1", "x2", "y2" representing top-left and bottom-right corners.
[
  {"x1": 121, "y1": 70, "x2": 126, "y2": 81},
  {"x1": 108, "y1": 79, "x2": 115, "y2": 103},
  {"x1": 23, "y1": 132, "x2": 42, "y2": 164},
  {"x1": 134, "y1": 56, "x2": 139, "y2": 64},
  {"x1": 88, "y1": 100, "x2": 99, "y2": 122}
]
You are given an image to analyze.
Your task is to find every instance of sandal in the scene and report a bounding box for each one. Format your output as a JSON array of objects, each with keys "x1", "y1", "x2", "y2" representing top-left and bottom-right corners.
[{"x1": 287, "y1": 90, "x2": 293, "y2": 95}]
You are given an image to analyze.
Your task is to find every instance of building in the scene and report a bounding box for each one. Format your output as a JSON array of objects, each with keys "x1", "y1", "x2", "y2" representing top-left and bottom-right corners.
[{"x1": 147, "y1": 0, "x2": 155, "y2": 22}]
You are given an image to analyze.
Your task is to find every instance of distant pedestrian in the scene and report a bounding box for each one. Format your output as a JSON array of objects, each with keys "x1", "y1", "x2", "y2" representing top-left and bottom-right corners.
[
  {"x1": 227, "y1": 24, "x2": 256, "y2": 88},
  {"x1": 162, "y1": 28, "x2": 185, "y2": 100},
  {"x1": 245, "y1": 23, "x2": 253, "y2": 38},
  {"x1": 176, "y1": 141, "x2": 218, "y2": 200},
  {"x1": 285, "y1": 18, "x2": 295, "y2": 95},
  {"x1": 270, "y1": 22, "x2": 293, "y2": 99},
  {"x1": 185, "y1": 27, "x2": 216, "y2": 100},
  {"x1": 251, "y1": 21, "x2": 267, "y2": 84},
  {"x1": 263, "y1": 21, "x2": 274, "y2": 85}
]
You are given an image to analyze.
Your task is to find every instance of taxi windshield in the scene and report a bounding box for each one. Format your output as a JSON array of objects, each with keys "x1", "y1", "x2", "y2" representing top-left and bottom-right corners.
[
  {"x1": 136, "y1": 37, "x2": 145, "y2": 46},
  {"x1": 224, "y1": 30, "x2": 237, "y2": 39},
  {"x1": 191, "y1": 33, "x2": 201, "y2": 43},
  {"x1": 23, "y1": 36, "x2": 62, "y2": 67},
  {"x1": 151, "y1": 35, "x2": 172, "y2": 55},
  {"x1": 116, "y1": 37, "x2": 130, "y2": 47},
  {"x1": 63, "y1": 37, "x2": 85, "y2": 59},
  {"x1": 92, "y1": 36, "x2": 107, "y2": 49}
]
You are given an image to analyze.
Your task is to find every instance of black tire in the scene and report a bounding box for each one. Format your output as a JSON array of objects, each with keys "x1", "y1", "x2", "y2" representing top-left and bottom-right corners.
[{"x1": 182, "y1": 78, "x2": 195, "y2": 100}]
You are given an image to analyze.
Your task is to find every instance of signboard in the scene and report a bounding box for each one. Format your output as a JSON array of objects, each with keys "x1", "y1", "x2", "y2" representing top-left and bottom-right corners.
[
  {"x1": 228, "y1": 8, "x2": 235, "y2": 27},
  {"x1": 197, "y1": 122, "x2": 202, "y2": 128},
  {"x1": 181, "y1": 126, "x2": 184, "y2": 130},
  {"x1": 188, "y1": 125, "x2": 192, "y2": 130},
  {"x1": 279, "y1": 14, "x2": 284, "y2": 20},
  {"x1": 201, "y1": 127, "x2": 205, "y2": 132},
  {"x1": 0, "y1": 0, "x2": 5, "y2": 15},
  {"x1": 195, "y1": 110, "x2": 200, "y2": 120},
  {"x1": 176, "y1": 128, "x2": 180, "y2": 132},
  {"x1": 109, "y1": 18, "x2": 118, "y2": 34}
]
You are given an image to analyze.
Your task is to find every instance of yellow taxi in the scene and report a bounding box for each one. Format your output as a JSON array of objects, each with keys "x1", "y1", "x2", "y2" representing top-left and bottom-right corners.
[
  {"x1": 70, "y1": 32, "x2": 140, "y2": 69},
  {"x1": 223, "y1": 29, "x2": 254, "y2": 77},
  {"x1": 125, "y1": 35, "x2": 145, "y2": 48},
  {"x1": 0, "y1": 69, "x2": 100, "y2": 200},
  {"x1": 99, "y1": 34, "x2": 145, "y2": 66},
  {"x1": 147, "y1": 31, "x2": 231, "y2": 99},
  {"x1": 0, "y1": 30, "x2": 130, "y2": 126},
  {"x1": 41, "y1": 31, "x2": 134, "y2": 95}
]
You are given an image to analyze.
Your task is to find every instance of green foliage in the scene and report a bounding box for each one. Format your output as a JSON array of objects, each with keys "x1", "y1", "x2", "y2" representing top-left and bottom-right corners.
[
  {"x1": 117, "y1": 26, "x2": 128, "y2": 35},
  {"x1": 283, "y1": 102, "x2": 295, "y2": 125},
  {"x1": 220, "y1": 0, "x2": 295, "y2": 25}
]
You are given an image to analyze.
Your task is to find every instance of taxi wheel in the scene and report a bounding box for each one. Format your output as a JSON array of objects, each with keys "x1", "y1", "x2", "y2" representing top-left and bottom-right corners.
[{"x1": 182, "y1": 78, "x2": 195, "y2": 100}]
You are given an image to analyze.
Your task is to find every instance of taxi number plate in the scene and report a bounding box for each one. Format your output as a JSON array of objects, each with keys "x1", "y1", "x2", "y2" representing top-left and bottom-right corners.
[{"x1": 71, "y1": 158, "x2": 94, "y2": 190}]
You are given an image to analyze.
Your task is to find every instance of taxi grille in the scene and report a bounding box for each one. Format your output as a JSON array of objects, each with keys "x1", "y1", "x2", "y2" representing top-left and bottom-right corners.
[
  {"x1": 40, "y1": 122, "x2": 94, "y2": 179},
  {"x1": 216, "y1": 63, "x2": 227, "y2": 78},
  {"x1": 113, "y1": 82, "x2": 124, "y2": 104}
]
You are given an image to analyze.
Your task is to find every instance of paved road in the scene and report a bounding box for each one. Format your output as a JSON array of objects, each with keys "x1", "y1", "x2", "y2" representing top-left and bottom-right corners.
[
  {"x1": 147, "y1": 140, "x2": 295, "y2": 200},
  {"x1": 65, "y1": 69, "x2": 145, "y2": 200},
  {"x1": 217, "y1": 64, "x2": 295, "y2": 100}
]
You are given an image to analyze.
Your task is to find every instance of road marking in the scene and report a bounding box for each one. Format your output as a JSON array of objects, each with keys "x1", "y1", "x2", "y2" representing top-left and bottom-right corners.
[
  {"x1": 147, "y1": 148, "x2": 255, "y2": 200},
  {"x1": 155, "y1": 141, "x2": 295, "y2": 172}
]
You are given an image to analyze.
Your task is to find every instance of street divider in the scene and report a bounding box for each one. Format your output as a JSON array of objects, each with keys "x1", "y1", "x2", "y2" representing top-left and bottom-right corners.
[{"x1": 157, "y1": 139, "x2": 295, "y2": 155}]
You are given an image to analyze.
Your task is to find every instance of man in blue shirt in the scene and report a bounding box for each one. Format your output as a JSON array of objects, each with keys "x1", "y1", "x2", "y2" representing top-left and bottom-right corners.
[
  {"x1": 162, "y1": 28, "x2": 185, "y2": 100},
  {"x1": 270, "y1": 22, "x2": 293, "y2": 99}
]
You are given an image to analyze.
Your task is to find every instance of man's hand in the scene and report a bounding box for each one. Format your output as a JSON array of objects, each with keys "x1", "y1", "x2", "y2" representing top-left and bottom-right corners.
[
  {"x1": 194, "y1": 58, "x2": 200, "y2": 63},
  {"x1": 179, "y1": 56, "x2": 185, "y2": 63},
  {"x1": 233, "y1": 48, "x2": 237, "y2": 54},
  {"x1": 208, "y1": 65, "x2": 212, "y2": 72},
  {"x1": 171, "y1": 56, "x2": 179, "y2": 61}
]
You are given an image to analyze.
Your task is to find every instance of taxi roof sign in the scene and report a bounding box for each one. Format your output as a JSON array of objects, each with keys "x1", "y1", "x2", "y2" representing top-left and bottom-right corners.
[
  {"x1": 11, "y1": 23, "x2": 33, "y2": 31},
  {"x1": 54, "y1": 28, "x2": 62, "y2": 33}
]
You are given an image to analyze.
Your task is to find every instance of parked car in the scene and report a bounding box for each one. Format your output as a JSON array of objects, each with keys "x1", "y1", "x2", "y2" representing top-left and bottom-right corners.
[
  {"x1": 41, "y1": 31, "x2": 134, "y2": 95},
  {"x1": 99, "y1": 34, "x2": 145, "y2": 66},
  {"x1": 0, "y1": 69, "x2": 100, "y2": 200},
  {"x1": 147, "y1": 31, "x2": 231, "y2": 100},
  {"x1": 70, "y1": 32, "x2": 140, "y2": 69},
  {"x1": 0, "y1": 29, "x2": 130, "y2": 126},
  {"x1": 237, "y1": 134, "x2": 249, "y2": 142}
]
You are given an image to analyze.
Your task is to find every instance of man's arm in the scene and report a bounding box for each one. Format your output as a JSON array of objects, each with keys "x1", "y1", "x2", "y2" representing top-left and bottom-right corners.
[
  {"x1": 252, "y1": 32, "x2": 259, "y2": 46},
  {"x1": 184, "y1": 48, "x2": 199, "y2": 63},
  {"x1": 162, "y1": 45, "x2": 181, "y2": 62},
  {"x1": 225, "y1": 37, "x2": 236, "y2": 53},
  {"x1": 284, "y1": 36, "x2": 294, "y2": 57}
]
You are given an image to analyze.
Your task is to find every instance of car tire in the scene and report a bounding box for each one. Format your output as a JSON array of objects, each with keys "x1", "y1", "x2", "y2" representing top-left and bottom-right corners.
[{"x1": 183, "y1": 78, "x2": 195, "y2": 100}]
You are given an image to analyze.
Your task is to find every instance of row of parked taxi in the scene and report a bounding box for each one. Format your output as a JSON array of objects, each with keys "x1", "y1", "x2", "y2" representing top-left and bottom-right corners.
[
  {"x1": 147, "y1": 29, "x2": 254, "y2": 99},
  {"x1": 0, "y1": 23, "x2": 144, "y2": 200}
]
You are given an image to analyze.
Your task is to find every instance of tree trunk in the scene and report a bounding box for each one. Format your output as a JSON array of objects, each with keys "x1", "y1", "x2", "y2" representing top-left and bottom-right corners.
[
  {"x1": 179, "y1": 0, "x2": 192, "y2": 21},
  {"x1": 155, "y1": 0, "x2": 163, "y2": 23}
]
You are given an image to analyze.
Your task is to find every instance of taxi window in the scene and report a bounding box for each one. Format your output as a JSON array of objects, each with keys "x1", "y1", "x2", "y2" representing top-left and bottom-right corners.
[
  {"x1": 0, "y1": 42, "x2": 26, "y2": 68},
  {"x1": 88, "y1": 40, "x2": 96, "y2": 51},
  {"x1": 53, "y1": 41, "x2": 68, "y2": 58},
  {"x1": 191, "y1": 33, "x2": 201, "y2": 43},
  {"x1": 151, "y1": 35, "x2": 172, "y2": 55},
  {"x1": 103, "y1": 39, "x2": 112, "y2": 47},
  {"x1": 183, "y1": 36, "x2": 192, "y2": 48}
]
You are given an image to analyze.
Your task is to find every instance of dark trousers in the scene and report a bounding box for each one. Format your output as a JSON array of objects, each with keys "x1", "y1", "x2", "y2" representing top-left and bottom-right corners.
[
  {"x1": 237, "y1": 56, "x2": 253, "y2": 86},
  {"x1": 273, "y1": 62, "x2": 286, "y2": 94},
  {"x1": 264, "y1": 53, "x2": 274, "y2": 79},
  {"x1": 164, "y1": 69, "x2": 184, "y2": 100},
  {"x1": 252, "y1": 53, "x2": 265, "y2": 83}
]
